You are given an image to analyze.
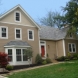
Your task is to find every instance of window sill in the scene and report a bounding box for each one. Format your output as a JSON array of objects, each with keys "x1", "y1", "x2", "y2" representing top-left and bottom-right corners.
[{"x1": 0, "y1": 37, "x2": 8, "y2": 39}]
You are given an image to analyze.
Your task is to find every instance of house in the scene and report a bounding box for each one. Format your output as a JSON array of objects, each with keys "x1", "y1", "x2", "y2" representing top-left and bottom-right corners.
[{"x1": 0, "y1": 5, "x2": 78, "y2": 66}]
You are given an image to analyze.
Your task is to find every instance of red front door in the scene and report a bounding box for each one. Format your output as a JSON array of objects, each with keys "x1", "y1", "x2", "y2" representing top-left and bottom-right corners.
[{"x1": 41, "y1": 46, "x2": 45, "y2": 57}]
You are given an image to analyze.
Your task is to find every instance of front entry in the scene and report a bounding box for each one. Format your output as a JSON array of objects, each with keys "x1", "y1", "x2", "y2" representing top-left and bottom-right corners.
[{"x1": 41, "y1": 46, "x2": 45, "y2": 57}]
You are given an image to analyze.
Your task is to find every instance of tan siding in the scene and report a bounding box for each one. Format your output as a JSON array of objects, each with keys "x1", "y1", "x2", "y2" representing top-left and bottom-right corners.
[
  {"x1": 0, "y1": 23, "x2": 39, "y2": 64},
  {"x1": 40, "y1": 40, "x2": 56, "y2": 61},
  {"x1": 0, "y1": 8, "x2": 36, "y2": 26},
  {"x1": 56, "y1": 40, "x2": 64, "y2": 57},
  {"x1": 65, "y1": 39, "x2": 78, "y2": 56}
]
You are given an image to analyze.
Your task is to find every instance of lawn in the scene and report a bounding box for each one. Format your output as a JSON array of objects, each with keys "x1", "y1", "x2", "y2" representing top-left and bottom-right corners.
[{"x1": 8, "y1": 61, "x2": 78, "y2": 78}]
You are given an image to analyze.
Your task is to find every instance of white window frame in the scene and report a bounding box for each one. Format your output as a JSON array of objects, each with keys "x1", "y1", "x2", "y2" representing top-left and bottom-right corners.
[
  {"x1": 16, "y1": 48, "x2": 28, "y2": 62},
  {"x1": 15, "y1": 11, "x2": 21, "y2": 22},
  {"x1": 5, "y1": 48, "x2": 13, "y2": 63},
  {"x1": 28, "y1": 29, "x2": 34, "y2": 41},
  {"x1": 68, "y1": 43, "x2": 76, "y2": 53},
  {"x1": 15, "y1": 28, "x2": 22, "y2": 40},
  {"x1": 69, "y1": 32, "x2": 73, "y2": 38},
  {"x1": 0, "y1": 26, "x2": 8, "y2": 39}
]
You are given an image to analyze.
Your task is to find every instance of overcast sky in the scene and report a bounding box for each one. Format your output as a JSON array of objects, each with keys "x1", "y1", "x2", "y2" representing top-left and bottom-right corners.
[{"x1": 0, "y1": 0, "x2": 69, "y2": 22}]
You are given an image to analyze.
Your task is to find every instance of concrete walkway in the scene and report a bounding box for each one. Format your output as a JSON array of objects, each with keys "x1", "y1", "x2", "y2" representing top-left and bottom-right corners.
[{"x1": 0, "y1": 75, "x2": 8, "y2": 78}]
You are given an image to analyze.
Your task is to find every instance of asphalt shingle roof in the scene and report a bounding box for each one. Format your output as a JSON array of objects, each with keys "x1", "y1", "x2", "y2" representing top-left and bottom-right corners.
[
  {"x1": 5, "y1": 40, "x2": 30, "y2": 46},
  {"x1": 39, "y1": 26, "x2": 69, "y2": 40}
]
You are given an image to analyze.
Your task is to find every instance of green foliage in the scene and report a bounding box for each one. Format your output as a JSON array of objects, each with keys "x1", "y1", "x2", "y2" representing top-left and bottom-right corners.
[
  {"x1": 35, "y1": 54, "x2": 42, "y2": 64},
  {"x1": 46, "y1": 58, "x2": 52, "y2": 63},
  {"x1": 24, "y1": 48, "x2": 33, "y2": 59},
  {"x1": 42, "y1": 60, "x2": 47, "y2": 65},
  {"x1": 62, "y1": 0, "x2": 78, "y2": 33},
  {"x1": 56, "y1": 56, "x2": 66, "y2": 61},
  {"x1": 6, "y1": 65, "x2": 13, "y2": 71}
]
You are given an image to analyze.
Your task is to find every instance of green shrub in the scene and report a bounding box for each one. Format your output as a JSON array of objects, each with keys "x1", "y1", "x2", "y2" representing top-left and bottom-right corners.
[
  {"x1": 35, "y1": 54, "x2": 42, "y2": 64},
  {"x1": 6, "y1": 65, "x2": 13, "y2": 71},
  {"x1": 46, "y1": 58, "x2": 52, "y2": 63},
  {"x1": 73, "y1": 54, "x2": 78, "y2": 59},
  {"x1": 73, "y1": 57, "x2": 78, "y2": 60},
  {"x1": 42, "y1": 60, "x2": 47, "y2": 65},
  {"x1": 56, "y1": 56, "x2": 65, "y2": 61}
]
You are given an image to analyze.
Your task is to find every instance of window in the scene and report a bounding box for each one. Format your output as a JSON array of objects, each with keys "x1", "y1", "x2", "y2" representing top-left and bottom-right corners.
[
  {"x1": 69, "y1": 33, "x2": 73, "y2": 38},
  {"x1": 8, "y1": 49, "x2": 12, "y2": 62},
  {"x1": 0, "y1": 26, "x2": 8, "y2": 39},
  {"x1": 16, "y1": 49, "x2": 28, "y2": 62},
  {"x1": 68, "y1": 43, "x2": 76, "y2": 53},
  {"x1": 15, "y1": 28, "x2": 22, "y2": 40},
  {"x1": 16, "y1": 49, "x2": 22, "y2": 61},
  {"x1": 28, "y1": 29, "x2": 34, "y2": 40},
  {"x1": 23, "y1": 49, "x2": 28, "y2": 61},
  {"x1": 15, "y1": 12, "x2": 21, "y2": 22}
]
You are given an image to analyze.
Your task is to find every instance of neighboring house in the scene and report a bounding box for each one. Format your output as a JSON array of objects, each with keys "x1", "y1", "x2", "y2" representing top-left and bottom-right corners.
[
  {"x1": 40, "y1": 26, "x2": 78, "y2": 60},
  {"x1": 0, "y1": 5, "x2": 78, "y2": 66}
]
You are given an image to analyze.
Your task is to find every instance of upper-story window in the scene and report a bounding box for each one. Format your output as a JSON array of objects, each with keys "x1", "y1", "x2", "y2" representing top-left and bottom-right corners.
[
  {"x1": 0, "y1": 26, "x2": 8, "y2": 39},
  {"x1": 15, "y1": 11, "x2": 21, "y2": 22},
  {"x1": 28, "y1": 29, "x2": 34, "y2": 41},
  {"x1": 15, "y1": 28, "x2": 22, "y2": 40},
  {"x1": 69, "y1": 32, "x2": 73, "y2": 38}
]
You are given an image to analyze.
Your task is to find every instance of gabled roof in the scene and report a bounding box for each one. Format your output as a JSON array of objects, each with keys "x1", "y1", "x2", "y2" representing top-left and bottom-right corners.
[
  {"x1": 4, "y1": 40, "x2": 30, "y2": 47},
  {"x1": 0, "y1": 4, "x2": 40, "y2": 29},
  {"x1": 39, "y1": 26, "x2": 69, "y2": 40}
]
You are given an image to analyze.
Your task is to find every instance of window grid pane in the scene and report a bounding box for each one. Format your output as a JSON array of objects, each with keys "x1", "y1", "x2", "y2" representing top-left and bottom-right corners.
[
  {"x1": 16, "y1": 29, "x2": 20, "y2": 38},
  {"x1": 16, "y1": 49, "x2": 22, "y2": 61},
  {"x1": 8, "y1": 49, "x2": 12, "y2": 62},
  {"x1": 1, "y1": 28, "x2": 6, "y2": 37},
  {"x1": 29, "y1": 31, "x2": 33, "y2": 39},
  {"x1": 23, "y1": 49, "x2": 28, "y2": 61},
  {"x1": 16, "y1": 13, "x2": 20, "y2": 21}
]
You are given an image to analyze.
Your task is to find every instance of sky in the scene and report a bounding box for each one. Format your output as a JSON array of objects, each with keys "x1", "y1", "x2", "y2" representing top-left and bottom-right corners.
[{"x1": 0, "y1": 0, "x2": 69, "y2": 22}]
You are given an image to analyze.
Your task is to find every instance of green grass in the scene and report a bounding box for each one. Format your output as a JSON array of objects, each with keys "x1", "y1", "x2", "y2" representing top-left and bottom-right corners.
[{"x1": 8, "y1": 61, "x2": 78, "y2": 78}]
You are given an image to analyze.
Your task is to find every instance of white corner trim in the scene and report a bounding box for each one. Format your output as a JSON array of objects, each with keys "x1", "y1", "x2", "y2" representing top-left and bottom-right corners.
[
  {"x1": 63, "y1": 40, "x2": 66, "y2": 56},
  {"x1": 14, "y1": 11, "x2": 21, "y2": 22},
  {"x1": 28, "y1": 29, "x2": 34, "y2": 41},
  {"x1": 56, "y1": 42, "x2": 58, "y2": 57},
  {"x1": 15, "y1": 28, "x2": 22, "y2": 40},
  {"x1": 38, "y1": 29, "x2": 41, "y2": 55}
]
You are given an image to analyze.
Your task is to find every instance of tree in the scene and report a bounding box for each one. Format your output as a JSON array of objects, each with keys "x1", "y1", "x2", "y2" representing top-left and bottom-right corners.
[
  {"x1": 24, "y1": 48, "x2": 33, "y2": 66},
  {"x1": 0, "y1": 52, "x2": 9, "y2": 68},
  {"x1": 62, "y1": 0, "x2": 78, "y2": 33},
  {"x1": 39, "y1": 11, "x2": 63, "y2": 28}
]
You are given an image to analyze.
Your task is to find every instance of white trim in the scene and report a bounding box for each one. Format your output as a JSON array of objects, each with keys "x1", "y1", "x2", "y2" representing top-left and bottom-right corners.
[
  {"x1": 5, "y1": 47, "x2": 32, "y2": 65},
  {"x1": 56, "y1": 42, "x2": 58, "y2": 57},
  {"x1": 0, "y1": 26, "x2": 8, "y2": 39},
  {"x1": 15, "y1": 28, "x2": 22, "y2": 40},
  {"x1": 4, "y1": 45, "x2": 30, "y2": 48},
  {"x1": 0, "y1": 21, "x2": 38, "y2": 28},
  {"x1": 63, "y1": 40, "x2": 66, "y2": 56},
  {"x1": 0, "y1": 5, "x2": 40, "y2": 29},
  {"x1": 68, "y1": 43, "x2": 76, "y2": 53},
  {"x1": 28, "y1": 29, "x2": 34, "y2": 41},
  {"x1": 38, "y1": 29, "x2": 41, "y2": 55},
  {"x1": 40, "y1": 41, "x2": 46, "y2": 58},
  {"x1": 14, "y1": 11, "x2": 21, "y2": 22}
]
